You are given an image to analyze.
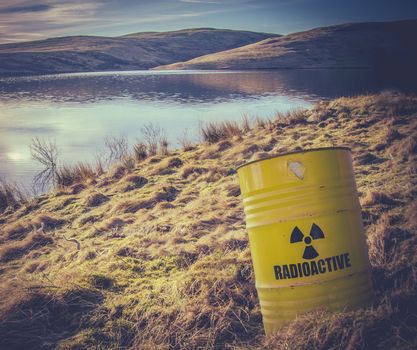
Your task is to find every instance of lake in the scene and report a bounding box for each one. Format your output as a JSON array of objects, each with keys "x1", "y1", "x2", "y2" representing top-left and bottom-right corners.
[{"x1": 0, "y1": 69, "x2": 415, "y2": 189}]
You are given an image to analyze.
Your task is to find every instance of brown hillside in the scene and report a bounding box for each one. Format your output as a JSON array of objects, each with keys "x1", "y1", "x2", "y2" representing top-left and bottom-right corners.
[
  {"x1": 0, "y1": 92, "x2": 416, "y2": 349},
  {"x1": 0, "y1": 29, "x2": 277, "y2": 77},
  {"x1": 156, "y1": 20, "x2": 417, "y2": 70}
]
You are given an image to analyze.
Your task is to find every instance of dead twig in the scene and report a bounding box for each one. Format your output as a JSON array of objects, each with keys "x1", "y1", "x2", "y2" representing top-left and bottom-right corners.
[{"x1": 62, "y1": 235, "x2": 81, "y2": 250}]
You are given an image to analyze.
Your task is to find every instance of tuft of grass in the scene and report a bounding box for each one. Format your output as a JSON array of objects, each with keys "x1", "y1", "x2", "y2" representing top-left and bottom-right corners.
[
  {"x1": 178, "y1": 129, "x2": 195, "y2": 151},
  {"x1": 241, "y1": 113, "x2": 251, "y2": 133},
  {"x1": 181, "y1": 166, "x2": 208, "y2": 179},
  {"x1": 34, "y1": 214, "x2": 64, "y2": 228},
  {"x1": 89, "y1": 274, "x2": 115, "y2": 290},
  {"x1": 200, "y1": 120, "x2": 242, "y2": 143},
  {"x1": 121, "y1": 156, "x2": 136, "y2": 172},
  {"x1": 85, "y1": 193, "x2": 109, "y2": 207},
  {"x1": 276, "y1": 109, "x2": 308, "y2": 126},
  {"x1": 115, "y1": 186, "x2": 179, "y2": 214},
  {"x1": 225, "y1": 183, "x2": 241, "y2": 197},
  {"x1": 108, "y1": 164, "x2": 127, "y2": 180},
  {"x1": 133, "y1": 142, "x2": 148, "y2": 162},
  {"x1": 3, "y1": 223, "x2": 31, "y2": 241},
  {"x1": 354, "y1": 151, "x2": 383, "y2": 165},
  {"x1": 123, "y1": 175, "x2": 148, "y2": 192},
  {"x1": 362, "y1": 191, "x2": 395, "y2": 206},
  {"x1": 217, "y1": 140, "x2": 232, "y2": 152},
  {"x1": 114, "y1": 199, "x2": 152, "y2": 214},
  {"x1": 367, "y1": 213, "x2": 394, "y2": 267},
  {"x1": 159, "y1": 136, "x2": 169, "y2": 156},
  {"x1": 141, "y1": 123, "x2": 166, "y2": 156},
  {"x1": 0, "y1": 180, "x2": 25, "y2": 213},
  {"x1": 56, "y1": 162, "x2": 99, "y2": 188},
  {"x1": 3, "y1": 214, "x2": 64, "y2": 241},
  {"x1": 152, "y1": 157, "x2": 184, "y2": 176},
  {"x1": 0, "y1": 233, "x2": 53, "y2": 262},
  {"x1": 385, "y1": 127, "x2": 402, "y2": 144},
  {"x1": 404, "y1": 202, "x2": 417, "y2": 230},
  {"x1": 70, "y1": 183, "x2": 87, "y2": 195},
  {"x1": 166, "y1": 157, "x2": 183, "y2": 168},
  {"x1": 401, "y1": 137, "x2": 417, "y2": 159}
]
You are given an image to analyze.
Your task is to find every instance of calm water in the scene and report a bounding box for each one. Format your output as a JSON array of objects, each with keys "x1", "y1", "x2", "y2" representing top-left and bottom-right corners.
[{"x1": 0, "y1": 69, "x2": 415, "y2": 188}]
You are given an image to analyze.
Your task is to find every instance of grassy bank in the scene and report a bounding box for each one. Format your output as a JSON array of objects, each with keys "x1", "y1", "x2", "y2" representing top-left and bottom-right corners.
[{"x1": 0, "y1": 91, "x2": 416, "y2": 349}]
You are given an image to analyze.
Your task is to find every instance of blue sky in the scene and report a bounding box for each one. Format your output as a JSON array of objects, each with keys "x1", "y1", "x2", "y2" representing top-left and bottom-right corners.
[{"x1": 0, "y1": 0, "x2": 416, "y2": 43}]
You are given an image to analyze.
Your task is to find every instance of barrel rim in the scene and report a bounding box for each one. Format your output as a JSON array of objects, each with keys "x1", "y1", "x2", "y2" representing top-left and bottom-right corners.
[{"x1": 236, "y1": 146, "x2": 352, "y2": 171}]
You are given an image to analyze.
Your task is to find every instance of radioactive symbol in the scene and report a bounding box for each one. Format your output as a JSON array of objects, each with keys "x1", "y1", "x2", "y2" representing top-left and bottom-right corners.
[{"x1": 290, "y1": 223, "x2": 325, "y2": 260}]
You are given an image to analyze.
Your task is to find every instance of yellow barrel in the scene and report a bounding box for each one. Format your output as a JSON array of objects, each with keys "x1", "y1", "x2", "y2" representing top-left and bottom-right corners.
[{"x1": 237, "y1": 147, "x2": 373, "y2": 335}]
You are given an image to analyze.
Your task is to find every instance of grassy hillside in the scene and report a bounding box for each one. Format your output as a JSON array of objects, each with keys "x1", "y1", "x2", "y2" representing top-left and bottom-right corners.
[
  {"x1": 0, "y1": 28, "x2": 277, "y2": 76},
  {"x1": 155, "y1": 20, "x2": 417, "y2": 70},
  {"x1": 0, "y1": 92, "x2": 416, "y2": 349}
]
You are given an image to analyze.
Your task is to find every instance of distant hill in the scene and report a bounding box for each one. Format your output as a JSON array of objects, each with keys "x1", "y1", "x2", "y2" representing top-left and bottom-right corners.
[
  {"x1": 0, "y1": 29, "x2": 278, "y2": 76},
  {"x1": 155, "y1": 20, "x2": 417, "y2": 70}
]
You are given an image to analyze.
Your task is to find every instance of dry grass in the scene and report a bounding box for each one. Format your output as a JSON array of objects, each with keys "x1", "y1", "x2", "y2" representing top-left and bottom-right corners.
[
  {"x1": 181, "y1": 165, "x2": 208, "y2": 179},
  {"x1": 141, "y1": 122, "x2": 166, "y2": 156},
  {"x1": 32, "y1": 214, "x2": 65, "y2": 230},
  {"x1": 133, "y1": 142, "x2": 148, "y2": 161},
  {"x1": 0, "y1": 92, "x2": 416, "y2": 349},
  {"x1": 85, "y1": 193, "x2": 109, "y2": 207},
  {"x1": 362, "y1": 190, "x2": 395, "y2": 206},
  {"x1": 276, "y1": 109, "x2": 308, "y2": 126},
  {"x1": 56, "y1": 162, "x2": 100, "y2": 188},
  {"x1": 2, "y1": 214, "x2": 64, "y2": 241},
  {"x1": 123, "y1": 175, "x2": 148, "y2": 192},
  {"x1": 0, "y1": 284, "x2": 106, "y2": 349},
  {"x1": 114, "y1": 187, "x2": 179, "y2": 214},
  {"x1": 151, "y1": 157, "x2": 184, "y2": 175},
  {"x1": 2, "y1": 222, "x2": 31, "y2": 241},
  {"x1": 178, "y1": 129, "x2": 195, "y2": 151},
  {"x1": 0, "y1": 180, "x2": 25, "y2": 213},
  {"x1": 0, "y1": 232, "x2": 53, "y2": 262},
  {"x1": 200, "y1": 120, "x2": 242, "y2": 143}
]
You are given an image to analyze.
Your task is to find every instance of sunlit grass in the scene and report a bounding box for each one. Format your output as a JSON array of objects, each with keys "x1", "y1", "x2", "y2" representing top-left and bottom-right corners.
[{"x1": 0, "y1": 91, "x2": 416, "y2": 349}]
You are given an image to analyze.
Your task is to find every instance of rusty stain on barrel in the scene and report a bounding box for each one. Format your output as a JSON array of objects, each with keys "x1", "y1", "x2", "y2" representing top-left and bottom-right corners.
[{"x1": 237, "y1": 147, "x2": 373, "y2": 335}]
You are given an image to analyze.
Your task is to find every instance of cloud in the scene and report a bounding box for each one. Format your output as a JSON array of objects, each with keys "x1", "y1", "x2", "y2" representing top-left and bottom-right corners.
[
  {"x1": 0, "y1": 3, "x2": 52, "y2": 14},
  {"x1": 179, "y1": 0, "x2": 221, "y2": 3},
  {"x1": 0, "y1": 0, "x2": 241, "y2": 43},
  {"x1": 75, "y1": 9, "x2": 227, "y2": 33},
  {"x1": 179, "y1": 0, "x2": 255, "y2": 3},
  {"x1": 0, "y1": 0, "x2": 275, "y2": 44},
  {"x1": 0, "y1": 1, "x2": 103, "y2": 43}
]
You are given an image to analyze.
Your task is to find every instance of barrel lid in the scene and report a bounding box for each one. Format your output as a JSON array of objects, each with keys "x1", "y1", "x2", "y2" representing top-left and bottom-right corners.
[{"x1": 235, "y1": 146, "x2": 352, "y2": 171}]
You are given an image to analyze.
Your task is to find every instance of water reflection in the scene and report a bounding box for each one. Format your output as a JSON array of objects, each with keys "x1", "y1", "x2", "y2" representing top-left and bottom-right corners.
[{"x1": 0, "y1": 69, "x2": 415, "y2": 187}]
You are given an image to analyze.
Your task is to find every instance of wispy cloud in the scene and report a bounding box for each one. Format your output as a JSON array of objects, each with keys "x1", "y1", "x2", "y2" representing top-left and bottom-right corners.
[
  {"x1": 0, "y1": 0, "x2": 239, "y2": 43},
  {"x1": 0, "y1": 1, "x2": 102, "y2": 43},
  {"x1": 0, "y1": 0, "x2": 415, "y2": 45},
  {"x1": 179, "y1": 0, "x2": 256, "y2": 3},
  {"x1": 179, "y1": 0, "x2": 221, "y2": 3},
  {"x1": 0, "y1": 3, "x2": 52, "y2": 14}
]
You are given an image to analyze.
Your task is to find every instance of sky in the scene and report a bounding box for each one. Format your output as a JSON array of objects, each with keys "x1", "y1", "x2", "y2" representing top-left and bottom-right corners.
[{"x1": 0, "y1": 0, "x2": 416, "y2": 44}]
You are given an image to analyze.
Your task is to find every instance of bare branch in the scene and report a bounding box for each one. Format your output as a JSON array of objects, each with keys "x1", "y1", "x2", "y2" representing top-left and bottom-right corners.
[
  {"x1": 30, "y1": 138, "x2": 59, "y2": 190},
  {"x1": 104, "y1": 136, "x2": 129, "y2": 164},
  {"x1": 141, "y1": 122, "x2": 166, "y2": 156}
]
